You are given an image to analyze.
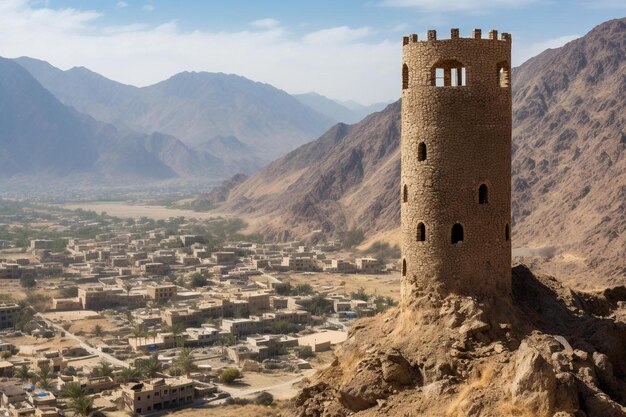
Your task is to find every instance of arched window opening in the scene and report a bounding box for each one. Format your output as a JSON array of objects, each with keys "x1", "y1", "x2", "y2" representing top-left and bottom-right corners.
[
  {"x1": 497, "y1": 61, "x2": 510, "y2": 88},
  {"x1": 417, "y1": 223, "x2": 426, "y2": 242},
  {"x1": 403, "y1": 185, "x2": 408, "y2": 203},
  {"x1": 418, "y1": 142, "x2": 427, "y2": 161},
  {"x1": 402, "y1": 258, "x2": 407, "y2": 276},
  {"x1": 402, "y1": 64, "x2": 409, "y2": 90},
  {"x1": 432, "y1": 59, "x2": 466, "y2": 87},
  {"x1": 479, "y1": 184, "x2": 489, "y2": 204},
  {"x1": 451, "y1": 224, "x2": 464, "y2": 244},
  {"x1": 505, "y1": 223, "x2": 510, "y2": 241}
]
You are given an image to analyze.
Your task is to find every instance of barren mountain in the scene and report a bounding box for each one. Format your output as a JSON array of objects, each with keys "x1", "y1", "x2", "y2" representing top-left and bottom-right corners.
[
  {"x1": 211, "y1": 18, "x2": 625, "y2": 288},
  {"x1": 511, "y1": 18, "x2": 626, "y2": 287},
  {"x1": 0, "y1": 57, "x2": 232, "y2": 181},
  {"x1": 14, "y1": 58, "x2": 335, "y2": 160}
]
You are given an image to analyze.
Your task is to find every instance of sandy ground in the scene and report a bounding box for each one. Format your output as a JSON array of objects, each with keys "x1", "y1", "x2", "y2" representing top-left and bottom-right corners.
[
  {"x1": 298, "y1": 330, "x2": 347, "y2": 346},
  {"x1": 58, "y1": 203, "x2": 232, "y2": 221},
  {"x1": 42, "y1": 310, "x2": 101, "y2": 321},
  {"x1": 165, "y1": 403, "x2": 289, "y2": 417},
  {"x1": 6, "y1": 334, "x2": 79, "y2": 356},
  {"x1": 286, "y1": 271, "x2": 402, "y2": 301}
]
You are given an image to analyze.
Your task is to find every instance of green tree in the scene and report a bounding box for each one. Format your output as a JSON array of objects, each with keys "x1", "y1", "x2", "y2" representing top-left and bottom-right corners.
[
  {"x1": 297, "y1": 346, "x2": 314, "y2": 359},
  {"x1": 343, "y1": 228, "x2": 365, "y2": 248},
  {"x1": 273, "y1": 282, "x2": 292, "y2": 296},
  {"x1": 115, "y1": 367, "x2": 143, "y2": 383},
  {"x1": 1, "y1": 350, "x2": 12, "y2": 360},
  {"x1": 174, "y1": 348, "x2": 197, "y2": 377},
  {"x1": 307, "y1": 295, "x2": 333, "y2": 316},
  {"x1": 92, "y1": 361, "x2": 114, "y2": 378},
  {"x1": 350, "y1": 287, "x2": 369, "y2": 302},
  {"x1": 123, "y1": 282, "x2": 133, "y2": 297},
  {"x1": 93, "y1": 324, "x2": 104, "y2": 337},
  {"x1": 189, "y1": 273, "x2": 208, "y2": 288},
  {"x1": 69, "y1": 395, "x2": 94, "y2": 417},
  {"x1": 294, "y1": 283, "x2": 314, "y2": 296},
  {"x1": 59, "y1": 382, "x2": 87, "y2": 400},
  {"x1": 173, "y1": 348, "x2": 195, "y2": 375},
  {"x1": 20, "y1": 275, "x2": 36, "y2": 288},
  {"x1": 15, "y1": 365, "x2": 33, "y2": 382},
  {"x1": 33, "y1": 363, "x2": 54, "y2": 390},
  {"x1": 220, "y1": 333, "x2": 237, "y2": 347},
  {"x1": 219, "y1": 368, "x2": 242, "y2": 384},
  {"x1": 137, "y1": 353, "x2": 162, "y2": 378},
  {"x1": 269, "y1": 320, "x2": 298, "y2": 334}
]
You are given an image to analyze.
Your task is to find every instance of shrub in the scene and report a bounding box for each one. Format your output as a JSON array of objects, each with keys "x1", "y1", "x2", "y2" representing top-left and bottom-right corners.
[
  {"x1": 255, "y1": 391, "x2": 274, "y2": 406},
  {"x1": 297, "y1": 346, "x2": 314, "y2": 359},
  {"x1": 219, "y1": 368, "x2": 242, "y2": 384}
]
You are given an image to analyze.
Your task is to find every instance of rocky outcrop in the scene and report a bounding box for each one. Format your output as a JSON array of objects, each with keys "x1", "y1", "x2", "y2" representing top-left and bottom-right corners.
[{"x1": 292, "y1": 266, "x2": 626, "y2": 417}]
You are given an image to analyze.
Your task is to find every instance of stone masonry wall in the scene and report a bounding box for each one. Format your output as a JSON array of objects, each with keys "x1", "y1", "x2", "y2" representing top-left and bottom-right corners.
[{"x1": 400, "y1": 29, "x2": 512, "y2": 304}]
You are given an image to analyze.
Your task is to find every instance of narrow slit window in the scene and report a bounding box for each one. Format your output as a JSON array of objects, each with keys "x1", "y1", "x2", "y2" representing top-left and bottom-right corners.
[
  {"x1": 402, "y1": 64, "x2": 409, "y2": 90},
  {"x1": 418, "y1": 142, "x2": 427, "y2": 161},
  {"x1": 451, "y1": 224, "x2": 464, "y2": 244},
  {"x1": 505, "y1": 223, "x2": 510, "y2": 241},
  {"x1": 479, "y1": 184, "x2": 489, "y2": 204},
  {"x1": 403, "y1": 185, "x2": 408, "y2": 203},
  {"x1": 417, "y1": 223, "x2": 426, "y2": 242},
  {"x1": 402, "y1": 259, "x2": 407, "y2": 276}
]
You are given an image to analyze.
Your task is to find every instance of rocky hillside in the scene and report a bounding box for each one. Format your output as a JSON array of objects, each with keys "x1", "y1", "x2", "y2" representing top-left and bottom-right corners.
[
  {"x1": 212, "y1": 18, "x2": 625, "y2": 287},
  {"x1": 217, "y1": 100, "x2": 401, "y2": 242},
  {"x1": 293, "y1": 265, "x2": 626, "y2": 417},
  {"x1": 15, "y1": 58, "x2": 335, "y2": 160},
  {"x1": 511, "y1": 18, "x2": 626, "y2": 287}
]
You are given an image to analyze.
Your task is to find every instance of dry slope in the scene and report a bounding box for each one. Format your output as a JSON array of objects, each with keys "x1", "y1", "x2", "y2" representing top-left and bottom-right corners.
[
  {"x1": 214, "y1": 18, "x2": 625, "y2": 288},
  {"x1": 293, "y1": 265, "x2": 626, "y2": 417}
]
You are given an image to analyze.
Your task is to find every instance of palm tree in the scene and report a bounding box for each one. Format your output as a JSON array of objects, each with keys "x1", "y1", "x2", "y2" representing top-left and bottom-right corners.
[
  {"x1": 168, "y1": 324, "x2": 184, "y2": 348},
  {"x1": 59, "y1": 382, "x2": 86, "y2": 400},
  {"x1": 15, "y1": 365, "x2": 33, "y2": 382},
  {"x1": 138, "y1": 353, "x2": 162, "y2": 378},
  {"x1": 92, "y1": 361, "x2": 114, "y2": 378},
  {"x1": 174, "y1": 348, "x2": 197, "y2": 377},
  {"x1": 131, "y1": 324, "x2": 148, "y2": 347},
  {"x1": 70, "y1": 395, "x2": 94, "y2": 417},
  {"x1": 33, "y1": 363, "x2": 54, "y2": 390},
  {"x1": 125, "y1": 311, "x2": 135, "y2": 325},
  {"x1": 115, "y1": 367, "x2": 143, "y2": 384}
]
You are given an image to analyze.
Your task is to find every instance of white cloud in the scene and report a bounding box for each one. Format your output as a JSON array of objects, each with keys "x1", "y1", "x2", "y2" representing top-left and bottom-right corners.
[
  {"x1": 142, "y1": 3, "x2": 154, "y2": 12},
  {"x1": 303, "y1": 26, "x2": 372, "y2": 45},
  {"x1": 0, "y1": 2, "x2": 398, "y2": 104},
  {"x1": 381, "y1": 0, "x2": 540, "y2": 12},
  {"x1": 390, "y1": 23, "x2": 410, "y2": 32},
  {"x1": 116, "y1": 1, "x2": 128, "y2": 8},
  {"x1": 250, "y1": 18, "x2": 280, "y2": 29},
  {"x1": 514, "y1": 34, "x2": 580, "y2": 66}
]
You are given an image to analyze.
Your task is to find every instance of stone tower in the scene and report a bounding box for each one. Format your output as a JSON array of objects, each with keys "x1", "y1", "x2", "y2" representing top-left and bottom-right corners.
[{"x1": 400, "y1": 28, "x2": 512, "y2": 303}]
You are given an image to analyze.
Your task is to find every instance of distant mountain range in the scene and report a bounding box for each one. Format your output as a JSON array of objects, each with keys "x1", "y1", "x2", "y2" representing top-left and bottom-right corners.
[
  {"x1": 0, "y1": 56, "x2": 382, "y2": 182},
  {"x1": 293, "y1": 92, "x2": 390, "y2": 124},
  {"x1": 209, "y1": 18, "x2": 626, "y2": 288},
  {"x1": 14, "y1": 57, "x2": 336, "y2": 160}
]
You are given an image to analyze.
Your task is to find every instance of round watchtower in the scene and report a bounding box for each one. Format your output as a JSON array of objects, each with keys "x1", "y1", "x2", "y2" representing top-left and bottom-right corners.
[{"x1": 400, "y1": 28, "x2": 512, "y2": 303}]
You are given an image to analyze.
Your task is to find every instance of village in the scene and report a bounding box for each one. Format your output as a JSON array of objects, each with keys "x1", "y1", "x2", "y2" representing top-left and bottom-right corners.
[{"x1": 0, "y1": 202, "x2": 400, "y2": 417}]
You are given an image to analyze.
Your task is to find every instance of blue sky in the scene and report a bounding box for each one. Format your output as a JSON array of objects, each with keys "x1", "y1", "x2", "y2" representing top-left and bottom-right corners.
[{"x1": 0, "y1": 0, "x2": 623, "y2": 103}]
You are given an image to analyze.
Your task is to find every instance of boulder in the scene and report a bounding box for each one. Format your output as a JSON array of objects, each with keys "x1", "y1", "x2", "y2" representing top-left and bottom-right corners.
[{"x1": 510, "y1": 341, "x2": 557, "y2": 415}]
